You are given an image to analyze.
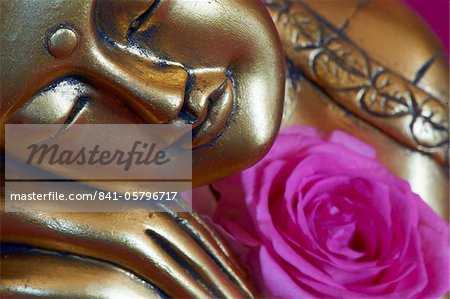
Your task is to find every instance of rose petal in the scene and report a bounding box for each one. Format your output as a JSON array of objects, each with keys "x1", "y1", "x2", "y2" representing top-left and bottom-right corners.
[
  {"x1": 329, "y1": 130, "x2": 377, "y2": 159},
  {"x1": 413, "y1": 197, "x2": 450, "y2": 298},
  {"x1": 209, "y1": 126, "x2": 449, "y2": 298},
  {"x1": 259, "y1": 246, "x2": 315, "y2": 298}
]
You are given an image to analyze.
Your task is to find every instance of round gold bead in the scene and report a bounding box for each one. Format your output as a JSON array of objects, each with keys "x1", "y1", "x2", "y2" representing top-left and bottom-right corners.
[{"x1": 47, "y1": 27, "x2": 78, "y2": 58}]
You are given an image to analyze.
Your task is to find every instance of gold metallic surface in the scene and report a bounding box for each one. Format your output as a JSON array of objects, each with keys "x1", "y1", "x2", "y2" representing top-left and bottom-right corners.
[
  {"x1": 1, "y1": 0, "x2": 449, "y2": 297},
  {"x1": 266, "y1": 0, "x2": 448, "y2": 163},
  {"x1": 47, "y1": 27, "x2": 79, "y2": 58},
  {"x1": 0, "y1": 209, "x2": 257, "y2": 298},
  {"x1": 2, "y1": 252, "x2": 164, "y2": 298}
]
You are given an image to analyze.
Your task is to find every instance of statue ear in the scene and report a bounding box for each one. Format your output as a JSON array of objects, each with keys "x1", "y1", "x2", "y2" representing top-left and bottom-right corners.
[{"x1": 95, "y1": 0, "x2": 158, "y2": 44}]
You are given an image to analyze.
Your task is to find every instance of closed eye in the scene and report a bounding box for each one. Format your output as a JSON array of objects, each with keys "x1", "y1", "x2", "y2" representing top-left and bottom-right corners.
[
  {"x1": 126, "y1": 0, "x2": 161, "y2": 44},
  {"x1": 34, "y1": 96, "x2": 89, "y2": 145},
  {"x1": 6, "y1": 77, "x2": 89, "y2": 125}
]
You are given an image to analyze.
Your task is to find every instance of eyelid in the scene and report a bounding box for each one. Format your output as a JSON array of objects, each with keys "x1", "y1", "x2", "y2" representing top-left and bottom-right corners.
[
  {"x1": 127, "y1": 0, "x2": 160, "y2": 38},
  {"x1": 6, "y1": 78, "x2": 89, "y2": 125},
  {"x1": 94, "y1": 0, "x2": 159, "y2": 44}
]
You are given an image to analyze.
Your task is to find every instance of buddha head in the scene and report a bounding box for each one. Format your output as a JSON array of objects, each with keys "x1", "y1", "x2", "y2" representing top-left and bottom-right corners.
[{"x1": 1, "y1": 0, "x2": 285, "y2": 186}]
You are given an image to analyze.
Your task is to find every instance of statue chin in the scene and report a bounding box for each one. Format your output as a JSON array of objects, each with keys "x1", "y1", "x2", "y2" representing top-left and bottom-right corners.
[{"x1": 0, "y1": 0, "x2": 448, "y2": 298}]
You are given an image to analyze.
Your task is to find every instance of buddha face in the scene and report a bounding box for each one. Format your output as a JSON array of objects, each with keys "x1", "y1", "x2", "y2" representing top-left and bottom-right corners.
[{"x1": 0, "y1": 0, "x2": 285, "y2": 186}]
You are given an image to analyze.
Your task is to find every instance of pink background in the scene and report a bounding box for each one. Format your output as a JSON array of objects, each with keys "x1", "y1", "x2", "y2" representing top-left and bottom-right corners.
[{"x1": 406, "y1": 0, "x2": 449, "y2": 52}]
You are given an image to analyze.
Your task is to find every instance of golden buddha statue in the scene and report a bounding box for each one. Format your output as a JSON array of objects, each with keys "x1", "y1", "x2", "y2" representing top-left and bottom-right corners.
[{"x1": 1, "y1": 0, "x2": 448, "y2": 298}]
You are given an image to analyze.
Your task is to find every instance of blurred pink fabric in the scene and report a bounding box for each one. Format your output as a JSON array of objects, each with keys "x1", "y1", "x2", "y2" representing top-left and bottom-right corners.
[{"x1": 406, "y1": 0, "x2": 449, "y2": 52}]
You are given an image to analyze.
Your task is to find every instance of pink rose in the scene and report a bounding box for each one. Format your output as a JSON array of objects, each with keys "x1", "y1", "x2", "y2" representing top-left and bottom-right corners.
[{"x1": 212, "y1": 126, "x2": 449, "y2": 298}]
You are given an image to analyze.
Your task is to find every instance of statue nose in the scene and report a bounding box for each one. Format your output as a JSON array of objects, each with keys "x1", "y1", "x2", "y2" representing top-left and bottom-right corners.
[
  {"x1": 87, "y1": 44, "x2": 188, "y2": 124},
  {"x1": 181, "y1": 69, "x2": 231, "y2": 128}
]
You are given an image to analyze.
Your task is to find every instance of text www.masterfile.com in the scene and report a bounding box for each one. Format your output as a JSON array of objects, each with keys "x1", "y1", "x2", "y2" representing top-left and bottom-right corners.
[{"x1": 8, "y1": 191, "x2": 179, "y2": 201}]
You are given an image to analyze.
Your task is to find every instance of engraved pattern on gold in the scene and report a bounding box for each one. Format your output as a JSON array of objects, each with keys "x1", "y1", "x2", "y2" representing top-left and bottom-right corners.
[{"x1": 266, "y1": 0, "x2": 449, "y2": 163}]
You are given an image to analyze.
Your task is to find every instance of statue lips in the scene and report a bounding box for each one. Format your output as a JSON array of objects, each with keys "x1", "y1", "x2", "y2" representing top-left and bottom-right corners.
[
  {"x1": 170, "y1": 71, "x2": 234, "y2": 149},
  {"x1": 190, "y1": 77, "x2": 233, "y2": 148}
]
